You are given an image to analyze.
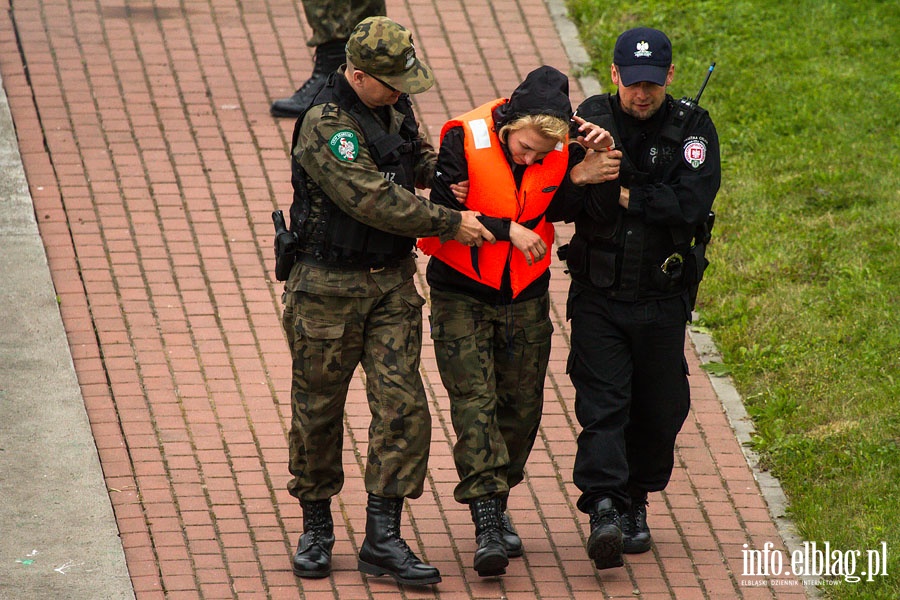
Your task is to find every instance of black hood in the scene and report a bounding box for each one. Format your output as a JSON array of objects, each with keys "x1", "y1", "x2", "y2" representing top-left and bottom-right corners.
[{"x1": 494, "y1": 65, "x2": 573, "y2": 127}]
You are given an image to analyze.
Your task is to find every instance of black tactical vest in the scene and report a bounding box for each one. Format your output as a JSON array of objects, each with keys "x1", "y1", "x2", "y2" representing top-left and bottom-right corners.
[
  {"x1": 289, "y1": 73, "x2": 421, "y2": 268},
  {"x1": 569, "y1": 94, "x2": 699, "y2": 299}
]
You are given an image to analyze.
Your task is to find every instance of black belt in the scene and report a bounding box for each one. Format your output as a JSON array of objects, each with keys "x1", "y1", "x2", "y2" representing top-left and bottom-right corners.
[{"x1": 296, "y1": 253, "x2": 406, "y2": 273}]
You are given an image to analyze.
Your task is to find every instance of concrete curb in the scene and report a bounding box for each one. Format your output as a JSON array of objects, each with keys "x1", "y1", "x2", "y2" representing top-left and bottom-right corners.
[
  {"x1": 689, "y1": 326, "x2": 820, "y2": 597},
  {"x1": 0, "y1": 72, "x2": 135, "y2": 600}
]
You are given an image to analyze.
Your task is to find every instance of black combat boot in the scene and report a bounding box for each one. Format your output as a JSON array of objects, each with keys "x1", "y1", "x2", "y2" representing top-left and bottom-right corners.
[
  {"x1": 357, "y1": 494, "x2": 442, "y2": 586},
  {"x1": 622, "y1": 495, "x2": 652, "y2": 554},
  {"x1": 270, "y1": 39, "x2": 346, "y2": 118},
  {"x1": 587, "y1": 498, "x2": 624, "y2": 569},
  {"x1": 499, "y1": 496, "x2": 523, "y2": 558},
  {"x1": 292, "y1": 499, "x2": 334, "y2": 578},
  {"x1": 470, "y1": 496, "x2": 509, "y2": 576}
]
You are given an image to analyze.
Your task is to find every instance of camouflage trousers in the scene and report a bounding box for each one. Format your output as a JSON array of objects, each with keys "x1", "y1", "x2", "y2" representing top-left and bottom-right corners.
[
  {"x1": 282, "y1": 261, "x2": 430, "y2": 501},
  {"x1": 429, "y1": 289, "x2": 553, "y2": 503},
  {"x1": 301, "y1": 0, "x2": 387, "y2": 46}
]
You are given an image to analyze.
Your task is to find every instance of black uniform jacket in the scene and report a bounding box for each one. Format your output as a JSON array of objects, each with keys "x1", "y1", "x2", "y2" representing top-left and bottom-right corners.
[{"x1": 555, "y1": 93, "x2": 721, "y2": 301}]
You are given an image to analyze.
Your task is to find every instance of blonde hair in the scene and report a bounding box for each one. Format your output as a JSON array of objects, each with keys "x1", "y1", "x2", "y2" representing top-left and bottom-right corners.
[{"x1": 498, "y1": 113, "x2": 569, "y2": 145}]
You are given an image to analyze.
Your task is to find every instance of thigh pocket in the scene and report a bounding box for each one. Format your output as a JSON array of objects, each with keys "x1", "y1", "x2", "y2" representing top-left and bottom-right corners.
[
  {"x1": 294, "y1": 316, "x2": 346, "y2": 385},
  {"x1": 430, "y1": 317, "x2": 478, "y2": 397},
  {"x1": 522, "y1": 318, "x2": 553, "y2": 343},
  {"x1": 519, "y1": 318, "x2": 554, "y2": 391}
]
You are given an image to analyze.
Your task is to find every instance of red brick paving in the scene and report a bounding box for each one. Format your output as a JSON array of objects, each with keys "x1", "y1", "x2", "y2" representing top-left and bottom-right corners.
[{"x1": 1, "y1": 0, "x2": 809, "y2": 597}]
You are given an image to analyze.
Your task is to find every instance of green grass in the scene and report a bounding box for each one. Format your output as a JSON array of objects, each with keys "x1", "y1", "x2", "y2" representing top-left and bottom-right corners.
[{"x1": 566, "y1": 2, "x2": 900, "y2": 598}]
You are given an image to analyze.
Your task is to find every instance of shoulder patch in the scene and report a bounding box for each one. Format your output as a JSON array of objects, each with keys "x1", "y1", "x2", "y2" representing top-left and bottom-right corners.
[
  {"x1": 330, "y1": 130, "x2": 359, "y2": 162},
  {"x1": 320, "y1": 103, "x2": 341, "y2": 120},
  {"x1": 683, "y1": 135, "x2": 708, "y2": 169}
]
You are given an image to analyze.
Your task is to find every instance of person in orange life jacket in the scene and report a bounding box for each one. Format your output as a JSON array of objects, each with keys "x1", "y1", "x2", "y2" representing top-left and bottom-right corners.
[{"x1": 417, "y1": 65, "x2": 617, "y2": 577}]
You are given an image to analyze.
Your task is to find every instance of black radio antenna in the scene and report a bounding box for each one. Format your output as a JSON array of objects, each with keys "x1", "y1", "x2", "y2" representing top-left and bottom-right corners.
[{"x1": 693, "y1": 62, "x2": 716, "y2": 104}]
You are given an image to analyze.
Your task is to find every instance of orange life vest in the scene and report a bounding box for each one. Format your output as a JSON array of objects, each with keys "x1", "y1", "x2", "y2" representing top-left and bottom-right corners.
[{"x1": 417, "y1": 99, "x2": 568, "y2": 298}]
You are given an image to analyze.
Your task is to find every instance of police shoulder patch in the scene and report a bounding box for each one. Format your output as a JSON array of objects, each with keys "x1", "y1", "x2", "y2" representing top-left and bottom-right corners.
[
  {"x1": 683, "y1": 136, "x2": 708, "y2": 169},
  {"x1": 330, "y1": 130, "x2": 359, "y2": 162}
]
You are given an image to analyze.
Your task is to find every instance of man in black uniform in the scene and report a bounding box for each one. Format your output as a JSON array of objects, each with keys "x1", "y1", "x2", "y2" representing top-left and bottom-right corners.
[{"x1": 557, "y1": 27, "x2": 721, "y2": 570}]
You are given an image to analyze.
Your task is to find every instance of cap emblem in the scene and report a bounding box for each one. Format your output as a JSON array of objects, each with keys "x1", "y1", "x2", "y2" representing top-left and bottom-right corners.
[{"x1": 634, "y1": 41, "x2": 652, "y2": 59}]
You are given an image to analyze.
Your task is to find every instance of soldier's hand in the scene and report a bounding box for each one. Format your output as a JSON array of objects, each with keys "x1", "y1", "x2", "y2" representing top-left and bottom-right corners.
[
  {"x1": 509, "y1": 221, "x2": 546, "y2": 266},
  {"x1": 454, "y1": 211, "x2": 496, "y2": 247},
  {"x1": 572, "y1": 115, "x2": 615, "y2": 151},
  {"x1": 570, "y1": 148, "x2": 622, "y2": 185}
]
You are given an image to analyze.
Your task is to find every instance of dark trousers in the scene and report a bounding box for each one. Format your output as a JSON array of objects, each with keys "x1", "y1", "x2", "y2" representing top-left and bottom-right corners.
[{"x1": 566, "y1": 283, "x2": 691, "y2": 512}]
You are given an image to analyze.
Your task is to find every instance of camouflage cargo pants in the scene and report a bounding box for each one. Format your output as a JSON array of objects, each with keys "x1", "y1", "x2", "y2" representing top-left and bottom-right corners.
[
  {"x1": 301, "y1": 0, "x2": 387, "y2": 47},
  {"x1": 429, "y1": 289, "x2": 553, "y2": 503},
  {"x1": 282, "y1": 267, "x2": 430, "y2": 501}
]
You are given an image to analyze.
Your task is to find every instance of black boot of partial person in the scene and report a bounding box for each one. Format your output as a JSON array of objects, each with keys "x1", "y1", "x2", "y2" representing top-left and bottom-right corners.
[
  {"x1": 499, "y1": 497, "x2": 523, "y2": 558},
  {"x1": 292, "y1": 499, "x2": 334, "y2": 578},
  {"x1": 587, "y1": 498, "x2": 624, "y2": 569},
  {"x1": 470, "y1": 497, "x2": 509, "y2": 576},
  {"x1": 270, "y1": 39, "x2": 346, "y2": 118},
  {"x1": 357, "y1": 494, "x2": 442, "y2": 586},
  {"x1": 622, "y1": 496, "x2": 652, "y2": 554}
]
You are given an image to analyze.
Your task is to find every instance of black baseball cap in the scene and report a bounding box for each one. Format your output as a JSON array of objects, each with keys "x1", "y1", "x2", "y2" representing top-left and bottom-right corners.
[{"x1": 613, "y1": 27, "x2": 672, "y2": 86}]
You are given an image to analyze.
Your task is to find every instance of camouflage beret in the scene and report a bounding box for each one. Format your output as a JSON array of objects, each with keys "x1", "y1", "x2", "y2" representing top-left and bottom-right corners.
[{"x1": 346, "y1": 16, "x2": 434, "y2": 94}]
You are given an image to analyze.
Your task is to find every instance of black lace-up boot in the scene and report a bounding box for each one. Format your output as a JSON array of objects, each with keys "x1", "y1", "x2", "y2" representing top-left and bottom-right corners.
[
  {"x1": 622, "y1": 495, "x2": 652, "y2": 554},
  {"x1": 587, "y1": 497, "x2": 624, "y2": 569},
  {"x1": 470, "y1": 497, "x2": 509, "y2": 576},
  {"x1": 357, "y1": 494, "x2": 441, "y2": 586},
  {"x1": 270, "y1": 39, "x2": 346, "y2": 118},
  {"x1": 292, "y1": 499, "x2": 334, "y2": 578},
  {"x1": 499, "y1": 496, "x2": 523, "y2": 557}
]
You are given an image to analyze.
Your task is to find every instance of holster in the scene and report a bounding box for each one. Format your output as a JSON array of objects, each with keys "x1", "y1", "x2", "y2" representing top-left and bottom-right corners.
[{"x1": 272, "y1": 210, "x2": 299, "y2": 281}]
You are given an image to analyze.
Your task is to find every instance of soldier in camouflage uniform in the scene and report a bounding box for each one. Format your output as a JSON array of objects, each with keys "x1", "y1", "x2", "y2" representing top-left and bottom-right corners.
[
  {"x1": 417, "y1": 66, "x2": 616, "y2": 577},
  {"x1": 281, "y1": 16, "x2": 494, "y2": 587},
  {"x1": 271, "y1": 0, "x2": 387, "y2": 117}
]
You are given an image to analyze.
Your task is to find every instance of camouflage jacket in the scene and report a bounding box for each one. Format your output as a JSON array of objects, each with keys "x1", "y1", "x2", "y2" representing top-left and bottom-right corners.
[{"x1": 291, "y1": 71, "x2": 461, "y2": 253}]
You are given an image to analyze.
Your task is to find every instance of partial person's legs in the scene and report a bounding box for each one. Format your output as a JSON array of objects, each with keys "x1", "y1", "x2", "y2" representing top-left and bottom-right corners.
[{"x1": 271, "y1": 0, "x2": 387, "y2": 117}]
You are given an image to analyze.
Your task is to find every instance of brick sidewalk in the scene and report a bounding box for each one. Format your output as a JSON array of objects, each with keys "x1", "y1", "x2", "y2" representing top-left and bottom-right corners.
[{"x1": 0, "y1": 0, "x2": 808, "y2": 598}]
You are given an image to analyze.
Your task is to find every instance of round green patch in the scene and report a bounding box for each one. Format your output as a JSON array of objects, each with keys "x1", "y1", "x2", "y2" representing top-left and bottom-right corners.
[{"x1": 329, "y1": 130, "x2": 359, "y2": 162}]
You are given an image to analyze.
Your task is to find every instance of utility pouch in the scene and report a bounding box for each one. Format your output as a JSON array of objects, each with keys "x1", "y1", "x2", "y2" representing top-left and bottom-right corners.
[
  {"x1": 562, "y1": 235, "x2": 617, "y2": 289},
  {"x1": 562, "y1": 236, "x2": 587, "y2": 278},
  {"x1": 587, "y1": 247, "x2": 616, "y2": 289}
]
